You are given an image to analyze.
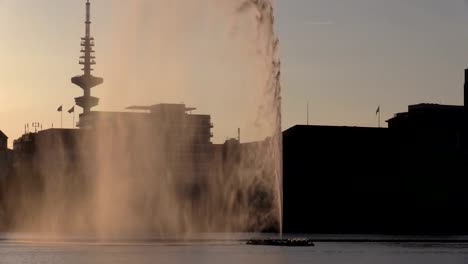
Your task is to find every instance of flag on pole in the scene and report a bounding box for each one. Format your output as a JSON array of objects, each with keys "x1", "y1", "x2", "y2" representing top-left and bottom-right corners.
[
  {"x1": 58, "y1": 105, "x2": 63, "y2": 128},
  {"x1": 68, "y1": 106, "x2": 75, "y2": 114}
]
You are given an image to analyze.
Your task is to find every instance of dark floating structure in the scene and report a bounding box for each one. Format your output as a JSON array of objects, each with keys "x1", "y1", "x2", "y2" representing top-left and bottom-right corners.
[{"x1": 246, "y1": 238, "x2": 315, "y2": 247}]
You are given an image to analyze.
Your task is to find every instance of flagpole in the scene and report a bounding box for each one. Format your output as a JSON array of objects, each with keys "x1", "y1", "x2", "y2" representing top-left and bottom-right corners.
[{"x1": 376, "y1": 106, "x2": 381, "y2": 128}]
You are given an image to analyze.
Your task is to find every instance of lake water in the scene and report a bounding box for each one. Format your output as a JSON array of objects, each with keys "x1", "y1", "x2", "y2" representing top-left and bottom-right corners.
[{"x1": 1, "y1": 233, "x2": 468, "y2": 264}]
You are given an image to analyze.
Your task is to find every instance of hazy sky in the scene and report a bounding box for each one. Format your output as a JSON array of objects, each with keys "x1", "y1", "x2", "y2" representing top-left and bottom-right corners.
[
  {"x1": 277, "y1": 0, "x2": 468, "y2": 129},
  {"x1": 2, "y1": 0, "x2": 468, "y2": 146}
]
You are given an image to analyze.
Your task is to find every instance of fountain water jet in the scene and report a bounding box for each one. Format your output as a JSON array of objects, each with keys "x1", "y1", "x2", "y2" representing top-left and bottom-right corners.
[{"x1": 3, "y1": 0, "x2": 283, "y2": 240}]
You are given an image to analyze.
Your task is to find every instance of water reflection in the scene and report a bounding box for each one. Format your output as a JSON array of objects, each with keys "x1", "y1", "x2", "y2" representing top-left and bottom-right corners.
[{"x1": 2, "y1": 233, "x2": 468, "y2": 264}]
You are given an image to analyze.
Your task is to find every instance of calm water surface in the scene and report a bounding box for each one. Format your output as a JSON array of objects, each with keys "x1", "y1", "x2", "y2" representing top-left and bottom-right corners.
[{"x1": 1, "y1": 234, "x2": 468, "y2": 264}]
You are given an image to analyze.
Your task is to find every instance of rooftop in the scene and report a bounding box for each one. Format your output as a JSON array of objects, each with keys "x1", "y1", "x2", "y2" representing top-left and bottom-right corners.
[
  {"x1": 408, "y1": 103, "x2": 464, "y2": 111},
  {"x1": 126, "y1": 104, "x2": 196, "y2": 113},
  {"x1": 0, "y1": 130, "x2": 7, "y2": 139}
]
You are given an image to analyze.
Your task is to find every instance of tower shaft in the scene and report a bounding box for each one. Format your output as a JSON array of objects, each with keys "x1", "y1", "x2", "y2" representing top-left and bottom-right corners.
[{"x1": 71, "y1": 0, "x2": 103, "y2": 115}]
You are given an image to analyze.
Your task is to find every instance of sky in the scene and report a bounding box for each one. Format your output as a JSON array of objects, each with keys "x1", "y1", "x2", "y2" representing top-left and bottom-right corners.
[{"x1": 2, "y1": 0, "x2": 468, "y2": 146}]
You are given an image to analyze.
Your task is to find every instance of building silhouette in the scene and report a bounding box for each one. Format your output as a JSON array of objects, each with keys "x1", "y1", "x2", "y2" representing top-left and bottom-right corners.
[
  {"x1": 0, "y1": 131, "x2": 7, "y2": 151},
  {"x1": 0, "y1": 130, "x2": 12, "y2": 229},
  {"x1": 0, "y1": 131, "x2": 11, "y2": 179},
  {"x1": 12, "y1": 103, "x2": 216, "y2": 183},
  {"x1": 282, "y1": 69, "x2": 468, "y2": 235},
  {"x1": 81, "y1": 103, "x2": 213, "y2": 145},
  {"x1": 388, "y1": 104, "x2": 464, "y2": 130}
]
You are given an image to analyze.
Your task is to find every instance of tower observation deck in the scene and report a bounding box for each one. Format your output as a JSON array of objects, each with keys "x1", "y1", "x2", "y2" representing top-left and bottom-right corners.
[{"x1": 71, "y1": 0, "x2": 103, "y2": 115}]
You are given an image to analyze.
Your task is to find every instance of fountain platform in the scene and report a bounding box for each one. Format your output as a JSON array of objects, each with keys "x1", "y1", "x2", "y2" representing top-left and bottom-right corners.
[{"x1": 246, "y1": 238, "x2": 314, "y2": 247}]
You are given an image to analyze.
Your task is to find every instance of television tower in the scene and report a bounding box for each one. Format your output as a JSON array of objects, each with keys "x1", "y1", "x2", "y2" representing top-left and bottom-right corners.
[{"x1": 71, "y1": 0, "x2": 103, "y2": 115}]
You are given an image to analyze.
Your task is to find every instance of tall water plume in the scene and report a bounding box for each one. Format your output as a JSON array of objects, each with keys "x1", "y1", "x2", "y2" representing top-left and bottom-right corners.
[{"x1": 3, "y1": 0, "x2": 282, "y2": 239}]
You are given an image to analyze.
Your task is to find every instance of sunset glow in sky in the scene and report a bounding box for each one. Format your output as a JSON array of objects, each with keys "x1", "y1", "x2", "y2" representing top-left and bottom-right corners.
[{"x1": 2, "y1": 0, "x2": 468, "y2": 146}]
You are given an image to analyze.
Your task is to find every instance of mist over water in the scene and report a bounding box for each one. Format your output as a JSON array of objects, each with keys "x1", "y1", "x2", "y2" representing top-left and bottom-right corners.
[{"x1": 2, "y1": 0, "x2": 282, "y2": 240}]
